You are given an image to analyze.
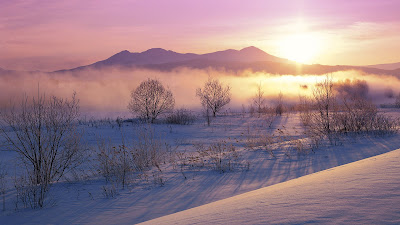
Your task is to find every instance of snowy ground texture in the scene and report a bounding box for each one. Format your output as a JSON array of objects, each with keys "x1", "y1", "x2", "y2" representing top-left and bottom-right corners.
[
  {"x1": 142, "y1": 148, "x2": 400, "y2": 225},
  {"x1": 0, "y1": 110, "x2": 400, "y2": 224}
]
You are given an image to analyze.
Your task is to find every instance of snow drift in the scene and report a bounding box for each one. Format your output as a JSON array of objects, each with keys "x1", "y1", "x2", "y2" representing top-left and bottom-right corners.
[{"x1": 141, "y1": 149, "x2": 400, "y2": 224}]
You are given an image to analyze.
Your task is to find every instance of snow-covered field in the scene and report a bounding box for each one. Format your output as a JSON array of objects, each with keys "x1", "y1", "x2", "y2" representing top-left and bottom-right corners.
[
  {"x1": 1, "y1": 110, "x2": 400, "y2": 224},
  {"x1": 142, "y1": 147, "x2": 400, "y2": 225}
]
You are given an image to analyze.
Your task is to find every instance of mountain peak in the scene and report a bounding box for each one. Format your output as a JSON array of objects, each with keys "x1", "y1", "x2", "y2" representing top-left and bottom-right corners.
[
  {"x1": 240, "y1": 46, "x2": 265, "y2": 53},
  {"x1": 142, "y1": 48, "x2": 169, "y2": 54},
  {"x1": 104, "y1": 50, "x2": 132, "y2": 63}
]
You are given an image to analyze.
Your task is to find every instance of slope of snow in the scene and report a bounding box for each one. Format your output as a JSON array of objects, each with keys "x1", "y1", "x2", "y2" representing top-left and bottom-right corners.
[{"x1": 142, "y1": 148, "x2": 400, "y2": 225}]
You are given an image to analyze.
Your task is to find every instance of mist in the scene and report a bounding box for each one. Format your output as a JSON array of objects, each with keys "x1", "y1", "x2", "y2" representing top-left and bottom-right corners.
[{"x1": 1, "y1": 67, "x2": 400, "y2": 118}]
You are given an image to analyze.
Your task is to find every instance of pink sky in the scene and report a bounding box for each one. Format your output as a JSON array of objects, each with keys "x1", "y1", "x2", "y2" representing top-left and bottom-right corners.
[{"x1": 1, "y1": 0, "x2": 400, "y2": 71}]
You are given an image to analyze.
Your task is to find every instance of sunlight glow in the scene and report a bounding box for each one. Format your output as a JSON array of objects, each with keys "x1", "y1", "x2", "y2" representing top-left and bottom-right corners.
[
  {"x1": 276, "y1": 20, "x2": 324, "y2": 64},
  {"x1": 279, "y1": 33, "x2": 323, "y2": 64}
]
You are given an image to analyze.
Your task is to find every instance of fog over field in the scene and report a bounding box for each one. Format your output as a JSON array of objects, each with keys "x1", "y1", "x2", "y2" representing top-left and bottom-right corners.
[{"x1": 1, "y1": 68, "x2": 399, "y2": 117}]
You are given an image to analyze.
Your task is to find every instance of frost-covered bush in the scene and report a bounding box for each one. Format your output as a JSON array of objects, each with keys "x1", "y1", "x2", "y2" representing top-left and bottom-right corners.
[
  {"x1": 133, "y1": 125, "x2": 169, "y2": 172},
  {"x1": 97, "y1": 125, "x2": 169, "y2": 188},
  {"x1": 194, "y1": 140, "x2": 248, "y2": 173},
  {"x1": 102, "y1": 185, "x2": 118, "y2": 198},
  {"x1": 300, "y1": 76, "x2": 398, "y2": 143},
  {"x1": 97, "y1": 141, "x2": 132, "y2": 188},
  {"x1": 165, "y1": 108, "x2": 196, "y2": 125}
]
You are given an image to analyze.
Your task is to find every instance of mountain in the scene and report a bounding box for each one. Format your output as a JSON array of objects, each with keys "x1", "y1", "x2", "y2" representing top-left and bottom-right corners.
[
  {"x1": 25, "y1": 46, "x2": 398, "y2": 77},
  {"x1": 366, "y1": 62, "x2": 400, "y2": 70},
  {"x1": 55, "y1": 46, "x2": 293, "y2": 72},
  {"x1": 0, "y1": 67, "x2": 19, "y2": 75}
]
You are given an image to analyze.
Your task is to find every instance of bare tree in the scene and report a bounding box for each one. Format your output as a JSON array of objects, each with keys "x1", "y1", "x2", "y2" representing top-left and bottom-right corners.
[
  {"x1": 275, "y1": 91, "x2": 284, "y2": 116},
  {"x1": 396, "y1": 92, "x2": 400, "y2": 108},
  {"x1": 0, "y1": 92, "x2": 82, "y2": 208},
  {"x1": 253, "y1": 82, "x2": 265, "y2": 117},
  {"x1": 196, "y1": 77, "x2": 231, "y2": 117},
  {"x1": 128, "y1": 78, "x2": 175, "y2": 123},
  {"x1": 312, "y1": 74, "x2": 337, "y2": 136}
]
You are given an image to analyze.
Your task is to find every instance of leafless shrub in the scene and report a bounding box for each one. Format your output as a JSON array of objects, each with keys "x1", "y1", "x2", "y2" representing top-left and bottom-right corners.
[
  {"x1": 14, "y1": 176, "x2": 33, "y2": 209},
  {"x1": 298, "y1": 95, "x2": 313, "y2": 127},
  {"x1": 244, "y1": 124, "x2": 313, "y2": 158},
  {"x1": 171, "y1": 149, "x2": 189, "y2": 179},
  {"x1": 335, "y1": 79, "x2": 398, "y2": 135},
  {"x1": 253, "y1": 82, "x2": 266, "y2": 117},
  {"x1": 312, "y1": 74, "x2": 337, "y2": 137},
  {"x1": 396, "y1": 93, "x2": 400, "y2": 108},
  {"x1": 13, "y1": 174, "x2": 57, "y2": 209},
  {"x1": 0, "y1": 92, "x2": 83, "y2": 208},
  {"x1": 241, "y1": 104, "x2": 246, "y2": 118},
  {"x1": 132, "y1": 125, "x2": 168, "y2": 172},
  {"x1": 116, "y1": 117, "x2": 124, "y2": 128},
  {"x1": 151, "y1": 170, "x2": 165, "y2": 186},
  {"x1": 248, "y1": 104, "x2": 256, "y2": 117},
  {"x1": 102, "y1": 184, "x2": 118, "y2": 198},
  {"x1": 166, "y1": 108, "x2": 196, "y2": 125},
  {"x1": 336, "y1": 96, "x2": 377, "y2": 133},
  {"x1": 194, "y1": 140, "x2": 248, "y2": 173},
  {"x1": 275, "y1": 92, "x2": 285, "y2": 116},
  {"x1": 97, "y1": 125, "x2": 170, "y2": 188},
  {"x1": 244, "y1": 127, "x2": 276, "y2": 158},
  {"x1": 173, "y1": 140, "x2": 248, "y2": 174},
  {"x1": 128, "y1": 78, "x2": 175, "y2": 123},
  {"x1": 263, "y1": 110, "x2": 276, "y2": 128},
  {"x1": 97, "y1": 140, "x2": 131, "y2": 189},
  {"x1": 196, "y1": 77, "x2": 231, "y2": 118},
  {"x1": 170, "y1": 146, "x2": 205, "y2": 179},
  {"x1": 0, "y1": 162, "x2": 6, "y2": 211},
  {"x1": 300, "y1": 76, "x2": 398, "y2": 145}
]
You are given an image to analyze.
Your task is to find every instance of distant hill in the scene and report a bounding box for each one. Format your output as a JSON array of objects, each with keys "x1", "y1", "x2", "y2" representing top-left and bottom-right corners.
[
  {"x1": 55, "y1": 46, "x2": 293, "y2": 72},
  {"x1": 51, "y1": 47, "x2": 400, "y2": 77},
  {"x1": 0, "y1": 67, "x2": 18, "y2": 75},
  {"x1": 366, "y1": 62, "x2": 400, "y2": 70}
]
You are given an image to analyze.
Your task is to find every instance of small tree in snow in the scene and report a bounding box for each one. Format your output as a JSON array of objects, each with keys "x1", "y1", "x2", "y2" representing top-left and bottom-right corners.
[
  {"x1": 0, "y1": 92, "x2": 82, "y2": 208},
  {"x1": 275, "y1": 91, "x2": 284, "y2": 116},
  {"x1": 253, "y1": 82, "x2": 265, "y2": 117},
  {"x1": 128, "y1": 78, "x2": 175, "y2": 123},
  {"x1": 196, "y1": 77, "x2": 231, "y2": 117},
  {"x1": 312, "y1": 75, "x2": 336, "y2": 136}
]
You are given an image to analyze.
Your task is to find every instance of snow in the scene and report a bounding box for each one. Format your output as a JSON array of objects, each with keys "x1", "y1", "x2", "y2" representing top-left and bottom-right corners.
[
  {"x1": 0, "y1": 111, "x2": 400, "y2": 224},
  {"x1": 141, "y1": 148, "x2": 400, "y2": 225}
]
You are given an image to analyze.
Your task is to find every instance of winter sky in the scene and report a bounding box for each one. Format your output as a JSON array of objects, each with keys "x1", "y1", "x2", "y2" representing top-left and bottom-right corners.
[{"x1": 1, "y1": 0, "x2": 400, "y2": 71}]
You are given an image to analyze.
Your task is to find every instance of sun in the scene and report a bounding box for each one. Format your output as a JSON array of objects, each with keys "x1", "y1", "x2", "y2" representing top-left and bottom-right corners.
[{"x1": 279, "y1": 32, "x2": 323, "y2": 64}]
